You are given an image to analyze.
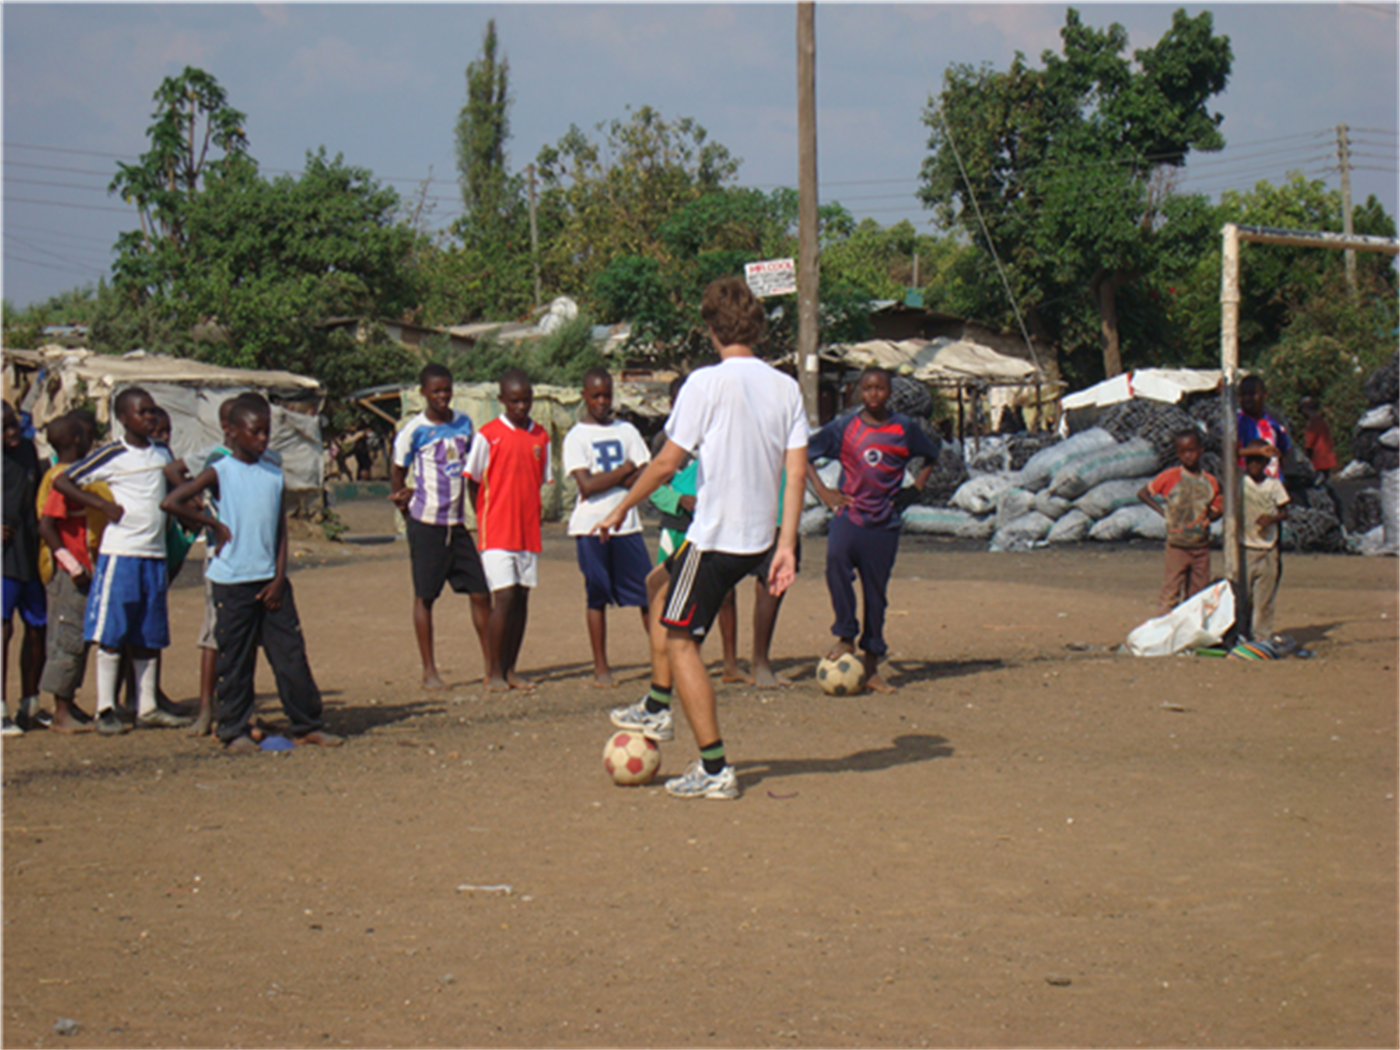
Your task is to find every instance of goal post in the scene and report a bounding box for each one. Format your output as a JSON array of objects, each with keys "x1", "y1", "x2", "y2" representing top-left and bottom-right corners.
[{"x1": 1219, "y1": 222, "x2": 1399, "y2": 639}]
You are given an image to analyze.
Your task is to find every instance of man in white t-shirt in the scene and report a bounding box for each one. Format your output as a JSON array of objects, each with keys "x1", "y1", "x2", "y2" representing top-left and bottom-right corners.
[
  {"x1": 564, "y1": 368, "x2": 652, "y2": 687},
  {"x1": 595, "y1": 277, "x2": 809, "y2": 800}
]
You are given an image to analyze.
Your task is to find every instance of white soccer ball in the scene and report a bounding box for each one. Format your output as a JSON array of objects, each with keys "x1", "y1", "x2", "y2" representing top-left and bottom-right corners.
[
  {"x1": 603, "y1": 730, "x2": 661, "y2": 786},
  {"x1": 816, "y1": 653, "x2": 866, "y2": 696}
]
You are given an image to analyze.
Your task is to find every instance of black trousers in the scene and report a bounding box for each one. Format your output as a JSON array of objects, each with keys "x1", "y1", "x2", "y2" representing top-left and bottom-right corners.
[{"x1": 212, "y1": 579, "x2": 324, "y2": 743}]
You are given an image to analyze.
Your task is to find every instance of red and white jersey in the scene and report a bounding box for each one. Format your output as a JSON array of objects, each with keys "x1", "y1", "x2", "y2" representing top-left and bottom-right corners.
[{"x1": 463, "y1": 415, "x2": 552, "y2": 552}]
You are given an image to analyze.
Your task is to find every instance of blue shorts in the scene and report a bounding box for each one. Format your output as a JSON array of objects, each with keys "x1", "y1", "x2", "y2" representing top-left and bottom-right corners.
[
  {"x1": 84, "y1": 554, "x2": 170, "y2": 650},
  {"x1": 576, "y1": 533, "x2": 651, "y2": 610},
  {"x1": 2, "y1": 576, "x2": 47, "y2": 627}
]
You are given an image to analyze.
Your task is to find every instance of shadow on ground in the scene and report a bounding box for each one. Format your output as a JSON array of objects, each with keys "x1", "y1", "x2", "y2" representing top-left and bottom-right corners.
[{"x1": 736, "y1": 733, "x2": 952, "y2": 790}]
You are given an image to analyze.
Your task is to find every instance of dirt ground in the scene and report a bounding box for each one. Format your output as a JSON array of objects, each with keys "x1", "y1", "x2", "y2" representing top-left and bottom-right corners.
[{"x1": 3, "y1": 507, "x2": 1397, "y2": 1049}]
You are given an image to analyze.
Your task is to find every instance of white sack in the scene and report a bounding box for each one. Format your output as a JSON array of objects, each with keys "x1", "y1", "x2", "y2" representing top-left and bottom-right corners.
[
  {"x1": 1049, "y1": 437, "x2": 1159, "y2": 499},
  {"x1": 1016, "y1": 427, "x2": 1117, "y2": 491},
  {"x1": 989, "y1": 511, "x2": 1055, "y2": 552},
  {"x1": 1089, "y1": 504, "x2": 1162, "y2": 541},
  {"x1": 1359, "y1": 403, "x2": 1396, "y2": 429},
  {"x1": 995, "y1": 488, "x2": 1037, "y2": 530},
  {"x1": 1125, "y1": 580, "x2": 1235, "y2": 657},
  {"x1": 1033, "y1": 490, "x2": 1074, "y2": 519},
  {"x1": 902, "y1": 506, "x2": 975, "y2": 536},
  {"x1": 1046, "y1": 508, "x2": 1093, "y2": 544},
  {"x1": 1073, "y1": 477, "x2": 1153, "y2": 520},
  {"x1": 951, "y1": 474, "x2": 1017, "y2": 515}
]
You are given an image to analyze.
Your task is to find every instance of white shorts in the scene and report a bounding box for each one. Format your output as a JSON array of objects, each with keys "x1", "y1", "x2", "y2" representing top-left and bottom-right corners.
[{"x1": 480, "y1": 549, "x2": 538, "y2": 591}]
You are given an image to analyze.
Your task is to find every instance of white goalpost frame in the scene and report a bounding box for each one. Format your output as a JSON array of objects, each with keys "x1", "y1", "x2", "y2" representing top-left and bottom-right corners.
[{"x1": 1219, "y1": 223, "x2": 1400, "y2": 637}]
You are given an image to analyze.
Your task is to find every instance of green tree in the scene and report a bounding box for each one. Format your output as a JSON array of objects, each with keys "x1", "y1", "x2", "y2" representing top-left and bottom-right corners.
[
  {"x1": 534, "y1": 105, "x2": 741, "y2": 299},
  {"x1": 919, "y1": 8, "x2": 1232, "y2": 383},
  {"x1": 455, "y1": 20, "x2": 511, "y2": 223},
  {"x1": 95, "y1": 148, "x2": 422, "y2": 413},
  {"x1": 108, "y1": 67, "x2": 249, "y2": 260}
]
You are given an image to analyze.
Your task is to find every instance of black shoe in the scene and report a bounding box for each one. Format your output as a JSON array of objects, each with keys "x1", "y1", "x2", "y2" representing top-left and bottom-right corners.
[
  {"x1": 96, "y1": 710, "x2": 130, "y2": 736},
  {"x1": 1, "y1": 716, "x2": 24, "y2": 738},
  {"x1": 15, "y1": 697, "x2": 44, "y2": 732}
]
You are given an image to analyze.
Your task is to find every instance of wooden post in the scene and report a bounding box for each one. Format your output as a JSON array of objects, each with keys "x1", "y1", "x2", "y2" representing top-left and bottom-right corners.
[
  {"x1": 1219, "y1": 222, "x2": 1249, "y2": 637},
  {"x1": 796, "y1": 1, "x2": 820, "y2": 426},
  {"x1": 527, "y1": 163, "x2": 542, "y2": 311},
  {"x1": 1337, "y1": 124, "x2": 1356, "y2": 298}
]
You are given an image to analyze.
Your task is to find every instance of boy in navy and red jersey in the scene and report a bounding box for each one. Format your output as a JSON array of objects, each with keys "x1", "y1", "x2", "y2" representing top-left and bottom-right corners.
[
  {"x1": 463, "y1": 369, "x2": 552, "y2": 692},
  {"x1": 1237, "y1": 375, "x2": 1291, "y2": 480},
  {"x1": 806, "y1": 367, "x2": 941, "y2": 693},
  {"x1": 390, "y1": 363, "x2": 491, "y2": 690}
]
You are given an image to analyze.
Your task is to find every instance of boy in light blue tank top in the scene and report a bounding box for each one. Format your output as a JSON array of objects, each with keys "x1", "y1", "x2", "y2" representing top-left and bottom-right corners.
[{"x1": 163, "y1": 395, "x2": 340, "y2": 753}]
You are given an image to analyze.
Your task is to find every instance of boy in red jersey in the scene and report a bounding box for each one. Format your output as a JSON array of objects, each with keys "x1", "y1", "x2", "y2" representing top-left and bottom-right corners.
[{"x1": 463, "y1": 369, "x2": 552, "y2": 692}]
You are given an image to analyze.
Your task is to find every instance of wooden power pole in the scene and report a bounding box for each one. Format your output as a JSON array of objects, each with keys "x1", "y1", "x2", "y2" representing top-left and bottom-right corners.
[
  {"x1": 1337, "y1": 124, "x2": 1356, "y2": 297},
  {"x1": 796, "y1": 1, "x2": 820, "y2": 425},
  {"x1": 527, "y1": 162, "x2": 542, "y2": 311}
]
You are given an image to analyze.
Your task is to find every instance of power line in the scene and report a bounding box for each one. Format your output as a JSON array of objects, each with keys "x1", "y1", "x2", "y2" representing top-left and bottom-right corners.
[{"x1": 4, "y1": 196, "x2": 131, "y2": 214}]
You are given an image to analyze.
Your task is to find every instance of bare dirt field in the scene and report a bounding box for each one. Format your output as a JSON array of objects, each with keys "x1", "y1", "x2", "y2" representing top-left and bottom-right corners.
[{"x1": 4, "y1": 511, "x2": 1397, "y2": 1049}]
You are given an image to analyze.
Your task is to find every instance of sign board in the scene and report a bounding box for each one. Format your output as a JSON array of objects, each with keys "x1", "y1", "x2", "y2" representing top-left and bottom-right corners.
[{"x1": 744, "y1": 258, "x2": 797, "y2": 298}]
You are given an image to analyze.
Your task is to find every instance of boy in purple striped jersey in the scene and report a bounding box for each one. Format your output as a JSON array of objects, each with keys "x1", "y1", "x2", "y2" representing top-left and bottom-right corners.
[{"x1": 390, "y1": 364, "x2": 491, "y2": 690}]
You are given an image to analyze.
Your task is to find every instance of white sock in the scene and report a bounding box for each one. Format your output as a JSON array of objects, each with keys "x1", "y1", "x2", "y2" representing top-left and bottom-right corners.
[
  {"x1": 133, "y1": 658, "x2": 158, "y2": 717},
  {"x1": 96, "y1": 650, "x2": 121, "y2": 714}
]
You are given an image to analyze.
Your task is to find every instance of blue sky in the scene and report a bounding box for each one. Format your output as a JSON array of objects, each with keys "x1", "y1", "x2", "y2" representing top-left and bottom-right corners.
[{"x1": 3, "y1": 2, "x2": 1397, "y2": 310}]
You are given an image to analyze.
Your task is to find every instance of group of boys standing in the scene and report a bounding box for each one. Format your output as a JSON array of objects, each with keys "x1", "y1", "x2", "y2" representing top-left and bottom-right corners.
[
  {"x1": 2, "y1": 388, "x2": 339, "y2": 751},
  {"x1": 1138, "y1": 374, "x2": 1293, "y2": 639},
  {"x1": 392, "y1": 277, "x2": 940, "y2": 799}
]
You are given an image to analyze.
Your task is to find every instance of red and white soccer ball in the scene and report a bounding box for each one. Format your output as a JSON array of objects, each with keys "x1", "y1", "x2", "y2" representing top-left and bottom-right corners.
[{"x1": 603, "y1": 731, "x2": 661, "y2": 786}]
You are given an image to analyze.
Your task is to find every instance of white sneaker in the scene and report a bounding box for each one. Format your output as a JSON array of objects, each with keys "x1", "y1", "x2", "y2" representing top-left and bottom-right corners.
[
  {"x1": 664, "y1": 760, "x2": 739, "y2": 800},
  {"x1": 609, "y1": 697, "x2": 674, "y2": 742}
]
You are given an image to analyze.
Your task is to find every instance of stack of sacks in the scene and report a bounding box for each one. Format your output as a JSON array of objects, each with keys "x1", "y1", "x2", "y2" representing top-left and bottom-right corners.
[
  {"x1": 973, "y1": 426, "x2": 1165, "y2": 550},
  {"x1": 1347, "y1": 352, "x2": 1400, "y2": 552}
]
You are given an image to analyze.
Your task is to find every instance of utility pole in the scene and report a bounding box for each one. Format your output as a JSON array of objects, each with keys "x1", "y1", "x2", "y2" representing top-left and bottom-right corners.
[
  {"x1": 796, "y1": 1, "x2": 820, "y2": 426},
  {"x1": 1337, "y1": 124, "x2": 1356, "y2": 297},
  {"x1": 527, "y1": 162, "x2": 542, "y2": 311}
]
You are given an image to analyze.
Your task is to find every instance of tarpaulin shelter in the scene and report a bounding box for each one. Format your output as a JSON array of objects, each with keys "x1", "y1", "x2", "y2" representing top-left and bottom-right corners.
[
  {"x1": 1, "y1": 346, "x2": 325, "y2": 498},
  {"x1": 819, "y1": 337, "x2": 1064, "y2": 436}
]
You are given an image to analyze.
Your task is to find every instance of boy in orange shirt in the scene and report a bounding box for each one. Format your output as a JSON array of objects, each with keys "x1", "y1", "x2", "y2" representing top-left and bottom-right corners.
[
  {"x1": 463, "y1": 370, "x2": 551, "y2": 692},
  {"x1": 1138, "y1": 429, "x2": 1223, "y2": 616}
]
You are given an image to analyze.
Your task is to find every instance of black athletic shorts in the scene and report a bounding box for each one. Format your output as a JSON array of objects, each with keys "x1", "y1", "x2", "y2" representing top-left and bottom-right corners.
[
  {"x1": 406, "y1": 518, "x2": 489, "y2": 602},
  {"x1": 660, "y1": 541, "x2": 770, "y2": 642}
]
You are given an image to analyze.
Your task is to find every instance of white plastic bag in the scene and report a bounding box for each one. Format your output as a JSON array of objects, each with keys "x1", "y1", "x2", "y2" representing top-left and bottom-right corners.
[{"x1": 1125, "y1": 580, "x2": 1235, "y2": 657}]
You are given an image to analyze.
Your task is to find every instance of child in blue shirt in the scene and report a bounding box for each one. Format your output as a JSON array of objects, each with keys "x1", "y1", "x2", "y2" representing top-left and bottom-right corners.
[
  {"x1": 163, "y1": 394, "x2": 339, "y2": 753},
  {"x1": 806, "y1": 367, "x2": 940, "y2": 693}
]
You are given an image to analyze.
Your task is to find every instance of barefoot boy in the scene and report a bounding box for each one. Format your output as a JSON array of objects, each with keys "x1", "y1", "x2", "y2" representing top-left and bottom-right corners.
[
  {"x1": 563, "y1": 368, "x2": 651, "y2": 687},
  {"x1": 1242, "y1": 441, "x2": 1290, "y2": 639},
  {"x1": 35, "y1": 414, "x2": 97, "y2": 732},
  {"x1": 162, "y1": 395, "x2": 338, "y2": 752},
  {"x1": 805, "y1": 366, "x2": 941, "y2": 693},
  {"x1": 390, "y1": 363, "x2": 491, "y2": 690},
  {"x1": 597, "y1": 276, "x2": 808, "y2": 801},
  {"x1": 53, "y1": 388, "x2": 178, "y2": 735},
  {"x1": 463, "y1": 369, "x2": 551, "y2": 692},
  {"x1": 1138, "y1": 429, "x2": 1223, "y2": 616}
]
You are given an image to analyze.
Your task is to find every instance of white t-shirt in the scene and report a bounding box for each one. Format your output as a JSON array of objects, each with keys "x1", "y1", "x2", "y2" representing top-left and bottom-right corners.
[
  {"x1": 665, "y1": 356, "x2": 809, "y2": 554},
  {"x1": 563, "y1": 419, "x2": 652, "y2": 536},
  {"x1": 67, "y1": 441, "x2": 173, "y2": 558},
  {"x1": 1243, "y1": 474, "x2": 1290, "y2": 550}
]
